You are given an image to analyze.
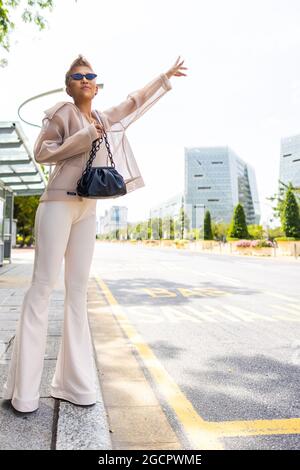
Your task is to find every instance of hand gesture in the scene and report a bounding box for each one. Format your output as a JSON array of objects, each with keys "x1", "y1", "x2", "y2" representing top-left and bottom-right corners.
[{"x1": 165, "y1": 56, "x2": 188, "y2": 79}]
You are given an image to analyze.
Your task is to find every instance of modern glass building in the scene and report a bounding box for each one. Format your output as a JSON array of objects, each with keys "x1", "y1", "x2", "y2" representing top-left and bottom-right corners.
[
  {"x1": 279, "y1": 134, "x2": 300, "y2": 195},
  {"x1": 149, "y1": 193, "x2": 183, "y2": 221},
  {"x1": 97, "y1": 205, "x2": 128, "y2": 237},
  {"x1": 185, "y1": 146, "x2": 260, "y2": 227},
  {"x1": 149, "y1": 193, "x2": 188, "y2": 238}
]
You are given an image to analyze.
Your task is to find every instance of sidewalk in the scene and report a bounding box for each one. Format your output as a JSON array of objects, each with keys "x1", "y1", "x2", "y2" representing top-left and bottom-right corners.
[{"x1": 0, "y1": 248, "x2": 112, "y2": 450}]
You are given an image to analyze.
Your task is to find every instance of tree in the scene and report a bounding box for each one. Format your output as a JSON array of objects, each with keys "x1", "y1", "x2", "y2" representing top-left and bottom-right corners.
[
  {"x1": 281, "y1": 183, "x2": 300, "y2": 238},
  {"x1": 150, "y1": 216, "x2": 160, "y2": 239},
  {"x1": 14, "y1": 194, "x2": 40, "y2": 246},
  {"x1": 0, "y1": 1, "x2": 78, "y2": 67},
  {"x1": 135, "y1": 223, "x2": 141, "y2": 240},
  {"x1": 267, "y1": 179, "x2": 300, "y2": 222},
  {"x1": 147, "y1": 217, "x2": 152, "y2": 240},
  {"x1": 158, "y1": 217, "x2": 162, "y2": 240},
  {"x1": 247, "y1": 224, "x2": 264, "y2": 240},
  {"x1": 211, "y1": 220, "x2": 230, "y2": 241},
  {"x1": 169, "y1": 216, "x2": 175, "y2": 240},
  {"x1": 176, "y1": 197, "x2": 190, "y2": 239},
  {"x1": 203, "y1": 210, "x2": 213, "y2": 240},
  {"x1": 228, "y1": 203, "x2": 249, "y2": 239},
  {"x1": 161, "y1": 215, "x2": 174, "y2": 239}
]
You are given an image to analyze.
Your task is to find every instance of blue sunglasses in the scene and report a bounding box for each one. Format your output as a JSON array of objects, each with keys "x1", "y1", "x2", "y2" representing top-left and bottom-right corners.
[{"x1": 69, "y1": 73, "x2": 97, "y2": 80}]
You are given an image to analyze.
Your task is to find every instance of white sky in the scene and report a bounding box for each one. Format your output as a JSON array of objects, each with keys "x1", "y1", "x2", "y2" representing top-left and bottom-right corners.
[{"x1": 1, "y1": 0, "x2": 300, "y2": 226}]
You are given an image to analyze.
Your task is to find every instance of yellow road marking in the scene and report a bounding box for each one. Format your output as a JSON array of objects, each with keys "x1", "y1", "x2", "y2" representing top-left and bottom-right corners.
[
  {"x1": 93, "y1": 275, "x2": 223, "y2": 450},
  {"x1": 143, "y1": 288, "x2": 177, "y2": 298},
  {"x1": 178, "y1": 287, "x2": 230, "y2": 297},
  {"x1": 209, "y1": 418, "x2": 300, "y2": 437},
  {"x1": 92, "y1": 275, "x2": 300, "y2": 447},
  {"x1": 141, "y1": 287, "x2": 230, "y2": 298}
]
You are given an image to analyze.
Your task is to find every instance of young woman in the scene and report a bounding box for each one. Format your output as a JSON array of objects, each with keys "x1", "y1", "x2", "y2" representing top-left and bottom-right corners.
[{"x1": 3, "y1": 55, "x2": 188, "y2": 413}]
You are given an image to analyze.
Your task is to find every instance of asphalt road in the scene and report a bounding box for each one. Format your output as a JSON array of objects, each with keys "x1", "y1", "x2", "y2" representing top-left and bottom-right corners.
[{"x1": 91, "y1": 242, "x2": 300, "y2": 450}]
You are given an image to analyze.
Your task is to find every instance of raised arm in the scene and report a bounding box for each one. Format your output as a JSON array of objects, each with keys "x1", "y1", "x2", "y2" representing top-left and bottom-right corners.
[
  {"x1": 101, "y1": 56, "x2": 187, "y2": 131},
  {"x1": 101, "y1": 72, "x2": 172, "y2": 131}
]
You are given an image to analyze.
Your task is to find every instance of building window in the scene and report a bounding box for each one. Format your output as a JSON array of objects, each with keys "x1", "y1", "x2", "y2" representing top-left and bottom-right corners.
[{"x1": 198, "y1": 187, "x2": 211, "y2": 189}]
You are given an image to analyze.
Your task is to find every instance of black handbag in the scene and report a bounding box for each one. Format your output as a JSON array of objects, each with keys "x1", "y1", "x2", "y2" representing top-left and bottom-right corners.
[{"x1": 76, "y1": 115, "x2": 127, "y2": 199}]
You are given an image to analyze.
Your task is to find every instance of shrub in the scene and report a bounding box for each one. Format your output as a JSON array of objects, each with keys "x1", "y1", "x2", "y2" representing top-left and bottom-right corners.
[
  {"x1": 228, "y1": 203, "x2": 249, "y2": 239},
  {"x1": 251, "y1": 239, "x2": 274, "y2": 248},
  {"x1": 281, "y1": 185, "x2": 300, "y2": 238}
]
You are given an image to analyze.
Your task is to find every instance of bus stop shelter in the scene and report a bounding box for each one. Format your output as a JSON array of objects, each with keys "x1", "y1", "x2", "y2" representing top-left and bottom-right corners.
[{"x1": 0, "y1": 120, "x2": 47, "y2": 265}]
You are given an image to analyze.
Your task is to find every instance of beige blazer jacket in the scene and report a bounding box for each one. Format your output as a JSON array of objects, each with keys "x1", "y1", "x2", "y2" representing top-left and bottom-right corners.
[{"x1": 33, "y1": 72, "x2": 172, "y2": 202}]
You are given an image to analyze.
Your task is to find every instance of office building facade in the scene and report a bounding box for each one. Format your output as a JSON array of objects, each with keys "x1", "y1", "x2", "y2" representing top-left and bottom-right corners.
[
  {"x1": 279, "y1": 134, "x2": 300, "y2": 194},
  {"x1": 184, "y1": 146, "x2": 260, "y2": 227},
  {"x1": 97, "y1": 205, "x2": 128, "y2": 237}
]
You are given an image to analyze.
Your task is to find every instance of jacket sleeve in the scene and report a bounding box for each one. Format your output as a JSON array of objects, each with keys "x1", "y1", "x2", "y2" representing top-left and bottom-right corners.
[
  {"x1": 101, "y1": 73, "x2": 172, "y2": 130},
  {"x1": 33, "y1": 113, "x2": 99, "y2": 165}
]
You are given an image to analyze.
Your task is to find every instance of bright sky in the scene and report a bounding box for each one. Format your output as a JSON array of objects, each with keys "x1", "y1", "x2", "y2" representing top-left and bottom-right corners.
[{"x1": 1, "y1": 0, "x2": 300, "y2": 226}]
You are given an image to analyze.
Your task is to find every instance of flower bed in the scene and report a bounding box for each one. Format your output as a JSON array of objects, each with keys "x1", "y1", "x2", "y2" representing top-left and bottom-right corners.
[
  {"x1": 174, "y1": 239, "x2": 189, "y2": 249},
  {"x1": 235, "y1": 239, "x2": 274, "y2": 248},
  {"x1": 234, "y1": 239, "x2": 274, "y2": 256}
]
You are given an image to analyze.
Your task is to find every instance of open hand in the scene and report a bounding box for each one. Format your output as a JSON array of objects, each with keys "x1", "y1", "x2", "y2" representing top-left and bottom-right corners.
[{"x1": 165, "y1": 56, "x2": 188, "y2": 79}]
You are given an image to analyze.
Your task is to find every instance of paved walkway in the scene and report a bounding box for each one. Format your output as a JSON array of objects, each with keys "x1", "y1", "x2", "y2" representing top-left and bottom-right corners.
[{"x1": 0, "y1": 248, "x2": 112, "y2": 450}]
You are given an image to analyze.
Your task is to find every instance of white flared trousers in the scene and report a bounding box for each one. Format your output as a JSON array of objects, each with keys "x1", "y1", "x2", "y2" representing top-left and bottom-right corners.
[{"x1": 3, "y1": 198, "x2": 98, "y2": 412}]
